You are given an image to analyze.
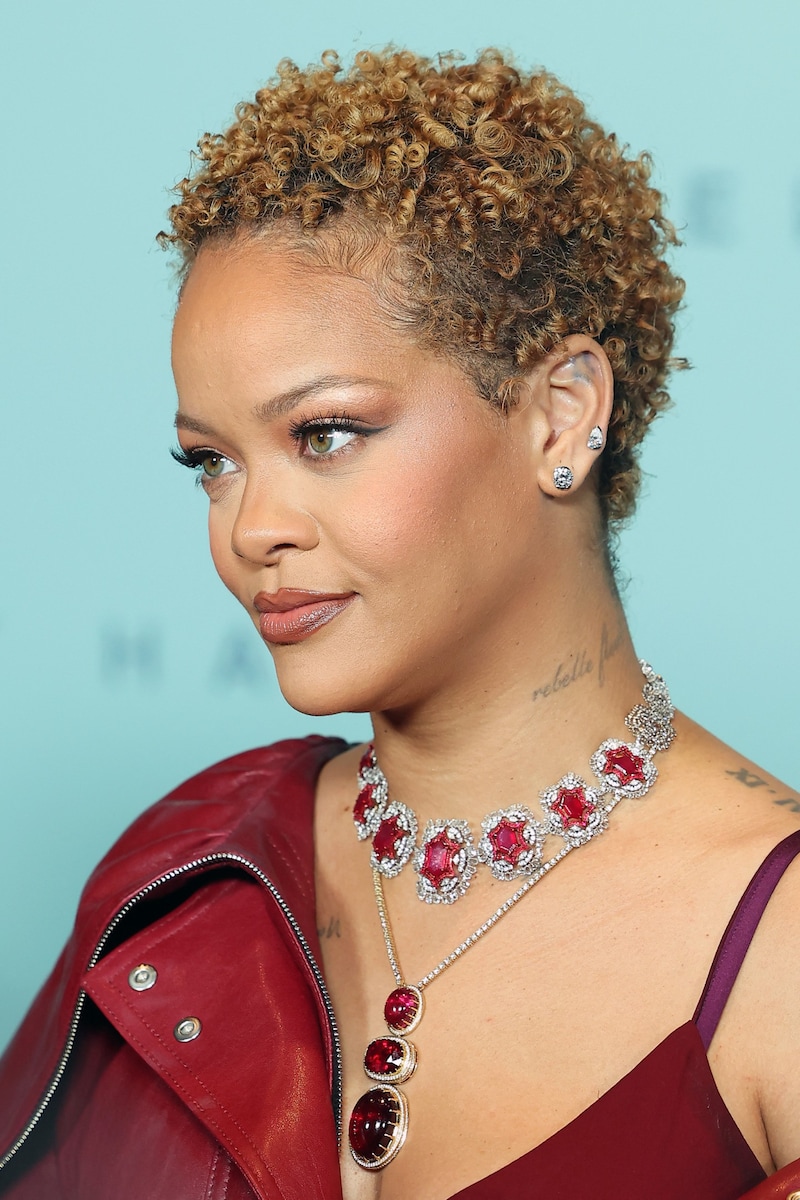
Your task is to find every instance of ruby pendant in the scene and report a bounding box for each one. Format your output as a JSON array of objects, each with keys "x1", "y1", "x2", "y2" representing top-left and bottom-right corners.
[
  {"x1": 384, "y1": 984, "x2": 423, "y2": 1033},
  {"x1": 349, "y1": 1084, "x2": 409, "y2": 1170},
  {"x1": 364, "y1": 1035, "x2": 417, "y2": 1083},
  {"x1": 348, "y1": 985, "x2": 423, "y2": 1170}
]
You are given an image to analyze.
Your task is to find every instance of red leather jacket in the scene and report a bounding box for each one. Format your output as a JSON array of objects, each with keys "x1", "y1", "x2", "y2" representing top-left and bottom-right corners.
[
  {"x1": 2, "y1": 734, "x2": 799, "y2": 1200},
  {"x1": 0, "y1": 736, "x2": 348, "y2": 1200}
]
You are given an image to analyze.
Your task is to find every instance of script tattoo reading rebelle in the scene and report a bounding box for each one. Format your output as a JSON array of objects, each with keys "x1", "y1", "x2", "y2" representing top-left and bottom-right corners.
[{"x1": 531, "y1": 622, "x2": 624, "y2": 703}]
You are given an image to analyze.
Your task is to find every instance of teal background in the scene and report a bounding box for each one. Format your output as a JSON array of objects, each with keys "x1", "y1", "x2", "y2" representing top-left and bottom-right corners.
[{"x1": 2, "y1": 0, "x2": 798, "y2": 1050}]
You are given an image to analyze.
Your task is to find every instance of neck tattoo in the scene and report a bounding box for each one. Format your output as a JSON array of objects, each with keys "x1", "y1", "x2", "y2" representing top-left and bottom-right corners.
[{"x1": 347, "y1": 661, "x2": 675, "y2": 1171}]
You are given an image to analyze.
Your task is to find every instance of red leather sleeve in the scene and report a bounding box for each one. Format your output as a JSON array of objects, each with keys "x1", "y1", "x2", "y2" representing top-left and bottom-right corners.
[{"x1": 740, "y1": 1161, "x2": 800, "y2": 1199}]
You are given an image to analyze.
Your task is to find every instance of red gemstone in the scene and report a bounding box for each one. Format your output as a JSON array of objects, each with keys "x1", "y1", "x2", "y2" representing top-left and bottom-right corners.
[
  {"x1": 365, "y1": 1037, "x2": 405, "y2": 1076},
  {"x1": 373, "y1": 815, "x2": 405, "y2": 862},
  {"x1": 354, "y1": 782, "x2": 379, "y2": 825},
  {"x1": 552, "y1": 785, "x2": 593, "y2": 829},
  {"x1": 420, "y1": 831, "x2": 461, "y2": 889},
  {"x1": 384, "y1": 987, "x2": 420, "y2": 1031},
  {"x1": 348, "y1": 1087, "x2": 400, "y2": 1161},
  {"x1": 488, "y1": 819, "x2": 528, "y2": 865},
  {"x1": 602, "y1": 746, "x2": 646, "y2": 785},
  {"x1": 358, "y1": 747, "x2": 374, "y2": 775}
]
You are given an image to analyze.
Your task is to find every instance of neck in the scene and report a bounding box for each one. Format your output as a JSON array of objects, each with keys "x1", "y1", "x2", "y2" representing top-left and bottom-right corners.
[{"x1": 369, "y1": 599, "x2": 645, "y2": 829}]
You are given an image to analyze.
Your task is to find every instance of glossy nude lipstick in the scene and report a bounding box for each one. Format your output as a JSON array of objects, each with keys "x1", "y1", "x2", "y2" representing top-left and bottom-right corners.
[{"x1": 254, "y1": 589, "x2": 356, "y2": 646}]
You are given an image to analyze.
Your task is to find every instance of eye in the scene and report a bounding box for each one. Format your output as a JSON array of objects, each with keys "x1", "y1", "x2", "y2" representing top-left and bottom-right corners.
[
  {"x1": 171, "y1": 445, "x2": 236, "y2": 483},
  {"x1": 197, "y1": 451, "x2": 233, "y2": 478},
  {"x1": 303, "y1": 426, "x2": 358, "y2": 456}
]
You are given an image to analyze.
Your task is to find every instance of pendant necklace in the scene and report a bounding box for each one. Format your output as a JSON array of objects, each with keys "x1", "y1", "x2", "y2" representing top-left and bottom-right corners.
[{"x1": 347, "y1": 661, "x2": 675, "y2": 1170}]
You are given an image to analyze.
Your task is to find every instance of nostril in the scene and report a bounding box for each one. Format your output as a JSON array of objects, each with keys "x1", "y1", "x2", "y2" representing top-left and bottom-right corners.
[{"x1": 227, "y1": 497, "x2": 320, "y2": 566}]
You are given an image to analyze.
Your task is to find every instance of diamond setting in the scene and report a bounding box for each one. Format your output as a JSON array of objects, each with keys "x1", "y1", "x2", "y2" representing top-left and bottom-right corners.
[
  {"x1": 540, "y1": 773, "x2": 607, "y2": 846},
  {"x1": 414, "y1": 820, "x2": 478, "y2": 903},
  {"x1": 364, "y1": 1036, "x2": 417, "y2": 1084},
  {"x1": 353, "y1": 746, "x2": 387, "y2": 839},
  {"x1": 625, "y1": 703, "x2": 676, "y2": 752},
  {"x1": 371, "y1": 802, "x2": 418, "y2": 877},
  {"x1": 478, "y1": 806, "x2": 544, "y2": 881},
  {"x1": 590, "y1": 740, "x2": 657, "y2": 799}
]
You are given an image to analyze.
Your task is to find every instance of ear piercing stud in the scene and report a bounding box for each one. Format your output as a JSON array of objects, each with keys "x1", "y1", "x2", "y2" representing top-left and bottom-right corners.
[
  {"x1": 587, "y1": 426, "x2": 604, "y2": 451},
  {"x1": 553, "y1": 466, "x2": 574, "y2": 491}
]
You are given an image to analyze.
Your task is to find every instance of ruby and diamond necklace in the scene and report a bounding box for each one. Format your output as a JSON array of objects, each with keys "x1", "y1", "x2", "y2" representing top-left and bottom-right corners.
[{"x1": 347, "y1": 660, "x2": 676, "y2": 1170}]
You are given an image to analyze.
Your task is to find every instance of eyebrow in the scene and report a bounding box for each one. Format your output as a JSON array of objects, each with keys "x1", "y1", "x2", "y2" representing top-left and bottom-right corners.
[{"x1": 174, "y1": 373, "x2": 388, "y2": 436}]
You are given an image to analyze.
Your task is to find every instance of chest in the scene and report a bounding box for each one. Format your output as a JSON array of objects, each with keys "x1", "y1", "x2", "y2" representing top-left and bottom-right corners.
[{"x1": 318, "y1": 853, "x2": 761, "y2": 1200}]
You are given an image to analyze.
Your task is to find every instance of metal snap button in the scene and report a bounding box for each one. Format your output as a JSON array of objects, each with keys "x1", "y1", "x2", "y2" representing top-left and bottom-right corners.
[
  {"x1": 128, "y1": 963, "x2": 158, "y2": 991},
  {"x1": 174, "y1": 1017, "x2": 202, "y2": 1042},
  {"x1": 785, "y1": 1192, "x2": 800, "y2": 1199}
]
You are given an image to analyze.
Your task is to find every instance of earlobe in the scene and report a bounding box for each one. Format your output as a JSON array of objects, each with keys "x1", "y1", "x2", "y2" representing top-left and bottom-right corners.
[{"x1": 534, "y1": 335, "x2": 614, "y2": 498}]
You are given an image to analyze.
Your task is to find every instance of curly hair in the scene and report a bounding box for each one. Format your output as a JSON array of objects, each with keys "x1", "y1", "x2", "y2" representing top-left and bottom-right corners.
[{"x1": 162, "y1": 48, "x2": 686, "y2": 527}]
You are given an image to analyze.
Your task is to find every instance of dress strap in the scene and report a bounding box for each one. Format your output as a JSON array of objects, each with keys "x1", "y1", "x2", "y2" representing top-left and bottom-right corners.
[{"x1": 694, "y1": 829, "x2": 800, "y2": 1049}]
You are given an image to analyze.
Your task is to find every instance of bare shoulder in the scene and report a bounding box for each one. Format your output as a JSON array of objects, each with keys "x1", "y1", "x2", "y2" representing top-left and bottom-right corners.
[
  {"x1": 673, "y1": 718, "x2": 800, "y2": 1168},
  {"x1": 666, "y1": 712, "x2": 800, "y2": 988},
  {"x1": 671, "y1": 712, "x2": 800, "y2": 836}
]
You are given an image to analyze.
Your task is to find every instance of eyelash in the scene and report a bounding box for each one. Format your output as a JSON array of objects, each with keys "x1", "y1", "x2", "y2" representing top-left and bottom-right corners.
[
  {"x1": 288, "y1": 412, "x2": 369, "y2": 452},
  {"x1": 170, "y1": 446, "x2": 227, "y2": 486},
  {"x1": 171, "y1": 446, "x2": 205, "y2": 470},
  {"x1": 170, "y1": 413, "x2": 373, "y2": 480}
]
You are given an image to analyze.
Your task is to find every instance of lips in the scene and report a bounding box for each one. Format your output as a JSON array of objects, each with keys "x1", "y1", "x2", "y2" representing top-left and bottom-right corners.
[{"x1": 254, "y1": 589, "x2": 356, "y2": 645}]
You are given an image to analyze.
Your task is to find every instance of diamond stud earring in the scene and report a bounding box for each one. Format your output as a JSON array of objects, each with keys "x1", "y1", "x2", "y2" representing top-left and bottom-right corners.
[
  {"x1": 553, "y1": 466, "x2": 574, "y2": 491},
  {"x1": 587, "y1": 426, "x2": 604, "y2": 451}
]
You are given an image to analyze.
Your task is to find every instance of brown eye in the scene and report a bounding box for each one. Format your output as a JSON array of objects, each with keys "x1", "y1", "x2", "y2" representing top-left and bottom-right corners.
[
  {"x1": 304, "y1": 426, "x2": 357, "y2": 457},
  {"x1": 309, "y1": 430, "x2": 335, "y2": 455},
  {"x1": 201, "y1": 453, "x2": 228, "y2": 477}
]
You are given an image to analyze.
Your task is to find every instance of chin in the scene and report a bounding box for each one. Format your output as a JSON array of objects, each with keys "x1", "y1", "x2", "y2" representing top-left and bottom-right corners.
[{"x1": 272, "y1": 659, "x2": 376, "y2": 719}]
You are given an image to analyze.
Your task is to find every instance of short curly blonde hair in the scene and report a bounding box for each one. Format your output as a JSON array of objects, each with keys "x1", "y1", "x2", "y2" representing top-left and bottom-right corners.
[{"x1": 162, "y1": 48, "x2": 685, "y2": 526}]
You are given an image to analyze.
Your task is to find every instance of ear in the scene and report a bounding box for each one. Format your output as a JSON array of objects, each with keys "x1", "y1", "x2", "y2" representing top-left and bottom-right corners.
[{"x1": 528, "y1": 334, "x2": 614, "y2": 498}]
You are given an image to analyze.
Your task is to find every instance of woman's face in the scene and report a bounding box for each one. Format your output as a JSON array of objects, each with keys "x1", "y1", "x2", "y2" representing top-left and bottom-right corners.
[{"x1": 172, "y1": 237, "x2": 551, "y2": 717}]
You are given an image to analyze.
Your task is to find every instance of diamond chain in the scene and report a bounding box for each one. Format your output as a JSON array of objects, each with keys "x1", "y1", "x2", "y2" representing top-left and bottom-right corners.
[{"x1": 373, "y1": 794, "x2": 624, "y2": 990}]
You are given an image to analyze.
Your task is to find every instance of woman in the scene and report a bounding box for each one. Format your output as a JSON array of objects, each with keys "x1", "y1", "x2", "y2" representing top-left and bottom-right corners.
[{"x1": 1, "y1": 47, "x2": 798, "y2": 1200}]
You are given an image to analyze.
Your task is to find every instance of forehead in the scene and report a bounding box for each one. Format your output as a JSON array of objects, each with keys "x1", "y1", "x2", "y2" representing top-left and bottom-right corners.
[
  {"x1": 169, "y1": 238, "x2": 502, "y2": 439},
  {"x1": 171, "y1": 238, "x2": 421, "y2": 390},
  {"x1": 174, "y1": 240, "x2": 378, "y2": 346}
]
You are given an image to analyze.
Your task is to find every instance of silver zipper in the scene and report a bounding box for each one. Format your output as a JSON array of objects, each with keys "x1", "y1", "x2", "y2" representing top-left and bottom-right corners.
[{"x1": 0, "y1": 853, "x2": 343, "y2": 1170}]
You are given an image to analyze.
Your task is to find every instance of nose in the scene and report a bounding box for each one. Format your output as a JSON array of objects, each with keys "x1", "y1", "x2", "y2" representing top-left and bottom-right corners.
[{"x1": 229, "y1": 475, "x2": 319, "y2": 565}]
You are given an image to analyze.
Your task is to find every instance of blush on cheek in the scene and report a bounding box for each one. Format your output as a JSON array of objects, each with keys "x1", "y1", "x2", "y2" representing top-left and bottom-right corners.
[
  {"x1": 339, "y1": 491, "x2": 432, "y2": 574},
  {"x1": 343, "y1": 445, "x2": 477, "y2": 573}
]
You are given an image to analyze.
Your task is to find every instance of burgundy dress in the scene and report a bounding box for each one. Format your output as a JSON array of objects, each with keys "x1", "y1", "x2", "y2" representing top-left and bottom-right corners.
[{"x1": 449, "y1": 832, "x2": 800, "y2": 1200}]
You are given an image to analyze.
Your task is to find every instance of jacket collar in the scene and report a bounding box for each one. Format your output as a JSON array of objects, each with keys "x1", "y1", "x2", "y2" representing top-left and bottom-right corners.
[{"x1": 0, "y1": 736, "x2": 349, "y2": 1183}]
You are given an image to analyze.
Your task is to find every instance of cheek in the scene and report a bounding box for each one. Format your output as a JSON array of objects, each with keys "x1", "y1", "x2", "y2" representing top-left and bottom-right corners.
[
  {"x1": 339, "y1": 432, "x2": 517, "y2": 581},
  {"x1": 344, "y1": 463, "x2": 456, "y2": 571}
]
